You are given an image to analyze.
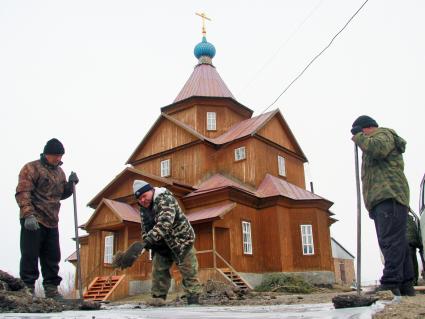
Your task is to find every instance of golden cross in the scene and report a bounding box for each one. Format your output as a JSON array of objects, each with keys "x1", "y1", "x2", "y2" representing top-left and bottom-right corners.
[{"x1": 195, "y1": 12, "x2": 211, "y2": 36}]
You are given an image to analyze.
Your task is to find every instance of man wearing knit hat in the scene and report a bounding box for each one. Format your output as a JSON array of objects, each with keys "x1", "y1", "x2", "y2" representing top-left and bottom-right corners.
[
  {"x1": 112, "y1": 180, "x2": 202, "y2": 305},
  {"x1": 15, "y1": 138, "x2": 79, "y2": 299},
  {"x1": 351, "y1": 115, "x2": 414, "y2": 296}
]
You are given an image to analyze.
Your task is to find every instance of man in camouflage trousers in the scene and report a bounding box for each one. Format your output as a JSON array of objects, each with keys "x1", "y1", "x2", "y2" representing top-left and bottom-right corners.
[
  {"x1": 113, "y1": 179, "x2": 202, "y2": 305},
  {"x1": 351, "y1": 115, "x2": 414, "y2": 296},
  {"x1": 15, "y1": 138, "x2": 79, "y2": 299}
]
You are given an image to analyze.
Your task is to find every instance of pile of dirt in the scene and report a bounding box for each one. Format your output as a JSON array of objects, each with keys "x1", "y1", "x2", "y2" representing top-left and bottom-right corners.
[
  {"x1": 0, "y1": 270, "x2": 100, "y2": 313},
  {"x1": 0, "y1": 270, "x2": 64, "y2": 313}
]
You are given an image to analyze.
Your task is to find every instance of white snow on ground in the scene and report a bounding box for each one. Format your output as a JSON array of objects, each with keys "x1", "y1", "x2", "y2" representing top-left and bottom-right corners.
[{"x1": 0, "y1": 302, "x2": 387, "y2": 319}]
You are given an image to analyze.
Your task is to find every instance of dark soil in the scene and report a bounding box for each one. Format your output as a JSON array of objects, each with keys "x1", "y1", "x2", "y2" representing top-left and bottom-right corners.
[{"x1": 0, "y1": 270, "x2": 100, "y2": 313}]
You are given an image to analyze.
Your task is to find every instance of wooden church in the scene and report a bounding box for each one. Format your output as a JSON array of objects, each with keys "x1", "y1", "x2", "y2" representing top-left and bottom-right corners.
[{"x1": 67, "y1": 23, "x2": 338, "y2": 301}]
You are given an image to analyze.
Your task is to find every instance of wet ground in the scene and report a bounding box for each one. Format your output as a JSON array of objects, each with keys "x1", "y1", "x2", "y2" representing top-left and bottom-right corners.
[
  {"x1": 0, "y1": 302, "x2": 387, "y2": 319},
  {"x1": 1, "y1": 271, "x2": 424, "y2": 318}
]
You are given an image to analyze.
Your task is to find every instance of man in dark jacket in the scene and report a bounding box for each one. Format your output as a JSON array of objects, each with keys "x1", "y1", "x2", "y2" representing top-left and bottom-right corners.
[
  {"x1": 15, "y1": 138, "x2": 79, "y2": 299},
  {"x1": 351, "y1": 115, "x2": 414, "y2": 296},
  {"x1": 112, "y1": 180, "x2": 201, "y2": 305}
]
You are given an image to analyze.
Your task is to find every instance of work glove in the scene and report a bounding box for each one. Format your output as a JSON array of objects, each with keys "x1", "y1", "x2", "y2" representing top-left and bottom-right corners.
[
  {"x1": 68, "y1": 171, "x2": 79, "y2": 185},
  {"x1": 24, "y1": 215, "x2": 40, "y2": 231},
  {"x1": 351, "y1": 126, "x2": 362, "y2": 135},
  {"x1": 112, "y1": 241, "x2": 147, "y2": 269}
]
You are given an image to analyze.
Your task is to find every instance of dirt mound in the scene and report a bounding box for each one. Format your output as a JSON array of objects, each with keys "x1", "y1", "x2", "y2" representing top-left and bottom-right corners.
[{"x1": 0, "y1": 270, "x2": 100, "y2": 313}]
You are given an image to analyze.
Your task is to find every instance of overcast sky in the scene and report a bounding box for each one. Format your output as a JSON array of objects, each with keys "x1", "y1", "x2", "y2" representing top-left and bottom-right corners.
[{"x1": 1, "y1": 0, "x2": 424, "y2": 285}]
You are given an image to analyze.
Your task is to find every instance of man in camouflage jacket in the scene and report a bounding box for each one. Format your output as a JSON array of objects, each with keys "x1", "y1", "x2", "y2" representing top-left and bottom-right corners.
[
  {"x1": 351, "y1": 115, "x2": 414, "y2": 296},
  {"x1": 113, "y1": 179, "x2": 201, "y2": 305},
  {"x1": 15, "y1": 138, "x2": 78, "y2": 299}
]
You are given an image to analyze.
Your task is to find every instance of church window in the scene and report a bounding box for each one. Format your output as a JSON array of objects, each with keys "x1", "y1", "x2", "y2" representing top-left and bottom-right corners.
[
  {"x1": 278, "y1": 155, "x2": 286, "y2": 176},
  {"x1": 161, "y1": 159, "x2": 171, "y2": 177},
  {"x1": 300, "y1": 224, "x2": 314, "y2": 255},
  {"x1": 207, "y1": 112, "x2": 216, "y2": 131},
  {"x1": 242, "y1": 221, "x2": 253, "y2": 255},
  {"x1": 234, "y1": 146, "x2": 246, "y2": 161},
  {"x1": 104, "y1": 234, "x2": 114, "y2": 264}
]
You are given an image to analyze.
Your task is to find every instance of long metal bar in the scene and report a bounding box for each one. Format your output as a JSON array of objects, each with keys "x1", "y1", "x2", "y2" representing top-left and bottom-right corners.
[
  {"x1": 212, "y1": 225, "x2": 217, "y2": 269},
  {"x1": 354, "y1": 144, "x2": 362, "y2": 295},
  {"x1": 72, "y1": 182, "x2": 83, "y2": 300}
]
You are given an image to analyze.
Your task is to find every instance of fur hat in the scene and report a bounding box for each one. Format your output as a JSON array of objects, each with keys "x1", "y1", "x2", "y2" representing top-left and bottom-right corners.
[
  {"x1": 352, "y1": 115, "x2": 378, "y2": 129},
  {"x1": 133, "y1": 180, "x2": 153, "y2": 199},
  {"x1": 43, "y1": 138, "x2": 65, "y2": 155}
]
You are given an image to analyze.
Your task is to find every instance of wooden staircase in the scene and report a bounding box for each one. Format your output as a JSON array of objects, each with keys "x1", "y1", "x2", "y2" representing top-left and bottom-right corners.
[
  {"x1": 83, "y1": 275, "x2": 125, "y2": 301},
  {"x1": 219, "y1": 268, "x2": 252, "y2": 291}
]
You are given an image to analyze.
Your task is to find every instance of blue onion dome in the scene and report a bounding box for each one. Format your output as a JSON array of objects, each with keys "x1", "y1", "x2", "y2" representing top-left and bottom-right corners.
[{"x1": 194, "y1": 36, "x2": 216, "y2": 64}]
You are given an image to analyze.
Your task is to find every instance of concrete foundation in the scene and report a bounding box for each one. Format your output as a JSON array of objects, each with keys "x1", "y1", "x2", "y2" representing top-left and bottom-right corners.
[{"x1": 128, "y1": 279, "x2": 178, "y2": 295}]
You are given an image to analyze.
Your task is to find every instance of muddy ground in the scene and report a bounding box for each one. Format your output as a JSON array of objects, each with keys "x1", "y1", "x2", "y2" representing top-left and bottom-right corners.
[
  {"x1": 1, "y1": 270, "x2": 425, "y2": 318},
  {"x1": 113, "y1": 281, "x2": 425, "y2": 318}
]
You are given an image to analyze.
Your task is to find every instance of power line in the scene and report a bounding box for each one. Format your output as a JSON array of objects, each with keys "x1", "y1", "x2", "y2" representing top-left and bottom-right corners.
[
  {"x1": 261, "y1": 0, "x2": 370, "y2": 114},
  {"x1": 239, "y1": 0, "x2": 325, "y2": 95}
]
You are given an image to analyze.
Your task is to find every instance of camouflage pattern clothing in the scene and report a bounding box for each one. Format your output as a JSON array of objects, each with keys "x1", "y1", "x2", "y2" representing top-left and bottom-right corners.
[
  {"x1": 406, "y1": 213, "x2": 422, "y2": 285},
  {"x1": 151, "y1": 246, "x2": 201, "y2": 297},
  {"x1": 141, "y1": 188, "x2": 195, "y2": 263},
  {"x1": 406, "y1": 214, "x2": 422, "y2": 249},
  {"x1": 15, "y1": 155, "x2": 73, "y2": 228},
  {"x1": 140, "y1": 187, "x2": 201, "y2": 297},
  {"x1": 353, "y1": 127, "x2": 410, "y2": 212}
]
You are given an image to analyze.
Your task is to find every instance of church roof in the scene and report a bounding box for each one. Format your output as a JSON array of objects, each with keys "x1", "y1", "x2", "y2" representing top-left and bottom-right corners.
[
  {"x1": 211, "y1": 111, "x2": 276, "y2": 144},
  {"x1": 186, "y1": 173, "x2": 331, "y2": 205},
  {"x1": 186, "y1": 202, "x2": 236, "y2": 224},
  {"x1": 174, "y1": 35, "x2": 235, "y2": 103},
  {"x1": 256, "y1": 174, "x2": 325, "y2": 201},
  {"x1": 185, "y1": 173, "x2": 256, "y2": 198},
  {"x1": 174, "y1": 63, "x2": 234, "y2": 103}
]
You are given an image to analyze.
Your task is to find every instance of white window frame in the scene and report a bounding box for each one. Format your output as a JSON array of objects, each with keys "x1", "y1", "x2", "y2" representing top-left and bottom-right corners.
[
  {"x1": 160, "y1": 159, "x2": 171, "y2": 177},
  {"x1": 300, "y1": 224, "x2": 314, "y2": 255},
  {"x1": 206, "y1": 112, "x2": 217, "y2": 131},
  {"x1": 104, "y1": 234, "x2": 114, "y2": 264},
  {"x1": 242, "y1": 221, "x2": 253, "y2": 255},
  {"x1": 234, "y1": 146, "x2": 246, "y2": 161},
  {"x1": 278, "y1": 155, "x2": 286, "y2": 176}
]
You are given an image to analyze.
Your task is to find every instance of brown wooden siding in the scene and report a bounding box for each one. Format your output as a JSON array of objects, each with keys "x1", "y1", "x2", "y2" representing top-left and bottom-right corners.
[
  {"x1": 132, "y1": 118, "x2": 198, "y2": 161},
  {"x1": 134, "y1": 143, "x2": 215, "y2": 187},
  {"x1": 258, "y1": 206, "x2": 284, "y2": 272},
  {"x1": 213, "y1": 204, "x2": 263, "y2": 273},
  {"x1": 86, "y1": 206, "x2": 121, "y2": 230},
  {"x1": 198, "y1": 106, "x2": 247, "y2": 139},
  {"x1": 213, "y1": 138, "x2": 306, "y2": 189},
  {"x1": 257, "y1": 116, "x2": 297, "y2": 153},
  {"x1": 193, "y1": 223, "x2": 213, "y2": 268},
  {"x1": 172, "y1": 105, "x2": 197, "y2": 130},
  {"x1": 253, "y1": 139, "x2": 305, "y2": 188},
  {"x1": 170, "y1": 101, "x2": 246, "y2": 138},
  {"x1": 289, "y1": 207, "x2": 333, "y2": 271}
]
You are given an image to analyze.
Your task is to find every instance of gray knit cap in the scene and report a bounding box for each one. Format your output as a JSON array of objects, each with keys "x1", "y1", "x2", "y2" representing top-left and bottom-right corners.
[{"x1": 133, "y1": 180, "x2": 153, "y2": 199}]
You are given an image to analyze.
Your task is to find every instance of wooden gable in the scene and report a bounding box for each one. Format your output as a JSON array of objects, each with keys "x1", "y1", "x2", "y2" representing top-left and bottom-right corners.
[
  {"x1": 127, "y1": 114, "x2": 205, "y2": 165},
  {"x1": 87, "y1": 167, "x2": 195, "y2": 209},
  {"x1": 85, "y1": 200, "x2": 123, "y2": 231},
  {"x1": 255, "y1": 111, "x2": 307, "y2": 161}
]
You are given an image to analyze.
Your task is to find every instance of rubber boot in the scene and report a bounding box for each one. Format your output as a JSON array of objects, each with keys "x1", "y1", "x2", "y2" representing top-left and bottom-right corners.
[
  {"x1": 147, "y1": 295, "x2": 166, "y2": 307},
  {"x1": 25, "y1": 284, "x2": 35, "y2": 297},
  {"x1": 368, "y1": 284, "x2": 401, "y2": 296},
  {"x1": 400, "y1": 283, "x2": 416, "y2": 296},
  {"x1": 44, "y1": 285, "x2": 65, "y2": 301},
  {"x1": 187, "y1": 294, "x2": 200, "y2": 305}
]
